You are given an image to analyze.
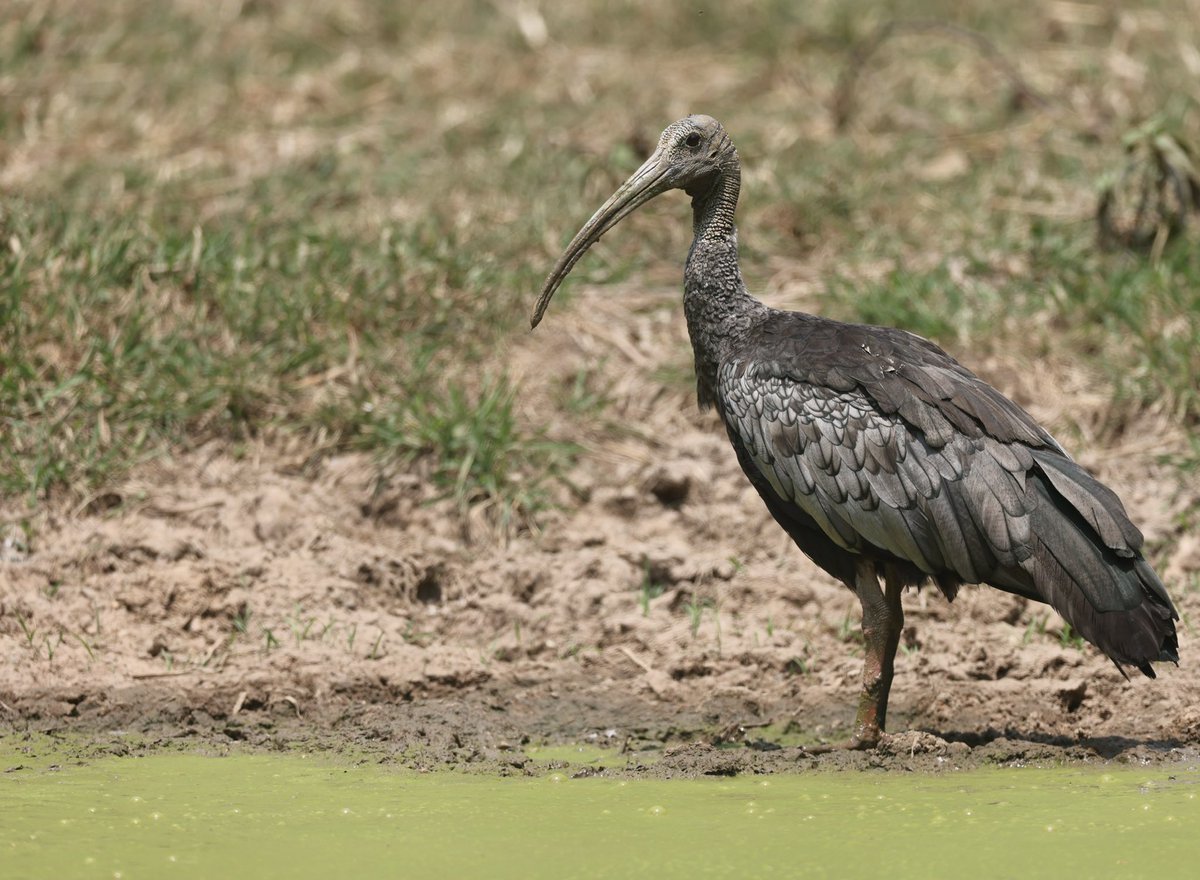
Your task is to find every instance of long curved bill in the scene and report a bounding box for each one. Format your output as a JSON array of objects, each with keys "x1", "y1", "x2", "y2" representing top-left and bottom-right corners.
[{"x1": 530, "y1": 148, "x2": 675, "y2": 329}]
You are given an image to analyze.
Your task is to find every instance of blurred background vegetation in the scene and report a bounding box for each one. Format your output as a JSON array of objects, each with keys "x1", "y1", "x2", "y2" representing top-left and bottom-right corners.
[{"x1": 1, "y1": 0, "x2": 1198, "y2": 528}]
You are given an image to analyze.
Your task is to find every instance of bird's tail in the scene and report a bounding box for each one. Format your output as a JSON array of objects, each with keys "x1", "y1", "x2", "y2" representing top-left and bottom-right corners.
[{"x1": 1024, "y1": 451, "x2": 1178, "y2": 677}]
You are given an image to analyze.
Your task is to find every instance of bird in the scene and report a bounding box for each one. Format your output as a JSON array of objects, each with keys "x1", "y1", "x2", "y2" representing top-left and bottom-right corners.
[{"x1": 531, "y1": 115, "x2": 1179, "y2": 749}]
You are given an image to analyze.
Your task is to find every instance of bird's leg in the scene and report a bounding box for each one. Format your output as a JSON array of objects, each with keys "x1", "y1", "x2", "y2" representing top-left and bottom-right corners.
[{"x1": 848, "y1": 561, "x2": 905, "y2": 749}]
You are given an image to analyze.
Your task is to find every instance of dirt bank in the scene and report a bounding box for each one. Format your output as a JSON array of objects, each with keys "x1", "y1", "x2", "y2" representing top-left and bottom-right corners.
[{"x1": 3, "y1": 286, "x2": 1200, "y2": 776}]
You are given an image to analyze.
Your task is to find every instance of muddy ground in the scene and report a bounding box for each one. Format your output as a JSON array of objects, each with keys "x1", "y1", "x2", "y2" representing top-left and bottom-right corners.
[{"x1": 3, "y1": 284, "x2": 1200, "y2": 776}]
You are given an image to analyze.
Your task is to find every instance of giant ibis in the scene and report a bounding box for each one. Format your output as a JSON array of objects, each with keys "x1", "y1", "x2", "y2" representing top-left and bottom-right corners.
[{"x1": 531, "y1": 115, "x2": 1178, "y2": 748}]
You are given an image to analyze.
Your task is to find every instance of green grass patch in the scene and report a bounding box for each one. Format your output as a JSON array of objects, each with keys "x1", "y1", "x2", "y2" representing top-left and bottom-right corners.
[
  {"x1": 0, "y1": 195, "x2": 567, "y2": 527},
  {"x1": 824, "y1": 264, "x2": 1000, "y2": 343},
  {"x1": 361, "y1": 376, "x2": 573, "y2": 529},
  {"x1": 1034, "y1": 240, "x2": 1200, "y2": 424}
]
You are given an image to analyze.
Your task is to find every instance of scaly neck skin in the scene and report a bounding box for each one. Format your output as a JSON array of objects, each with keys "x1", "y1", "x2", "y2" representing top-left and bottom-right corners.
[{"x1": 682, "y1": 164, "x2": 768, "y2": 409}]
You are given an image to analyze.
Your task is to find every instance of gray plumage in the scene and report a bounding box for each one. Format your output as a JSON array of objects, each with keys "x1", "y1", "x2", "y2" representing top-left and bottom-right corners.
[
  {"x1": 719, "y1": 315, "x2": 1176, "y2": 674},
  {"x1": 533, "y1": 114, "x2": 1178, "y2": 743}
]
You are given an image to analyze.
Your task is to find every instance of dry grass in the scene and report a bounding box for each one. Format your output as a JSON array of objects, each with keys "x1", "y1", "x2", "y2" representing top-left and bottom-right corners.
[{"x1": 2, "y1": 0, "x2": 1199, "y2": 528}]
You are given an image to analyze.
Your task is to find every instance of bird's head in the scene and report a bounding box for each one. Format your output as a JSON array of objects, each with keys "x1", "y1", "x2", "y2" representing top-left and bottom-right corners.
[{"x1": 531, "y1": 114, "x2": 737, "y2": 328}]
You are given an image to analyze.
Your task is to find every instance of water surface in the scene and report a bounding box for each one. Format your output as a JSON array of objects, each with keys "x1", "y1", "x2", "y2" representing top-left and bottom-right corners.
[{"x1": 3, "y1": 742, "x2": 1197, "y2": 879}]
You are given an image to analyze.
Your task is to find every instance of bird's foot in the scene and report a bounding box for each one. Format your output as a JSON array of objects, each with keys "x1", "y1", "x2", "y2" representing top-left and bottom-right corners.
[
  {"x1": 844, "y1": 733, "x2": 882, "y2": 751},
  {"x1": 798, "y1": 734, "x2": 881, "y2": 755}
]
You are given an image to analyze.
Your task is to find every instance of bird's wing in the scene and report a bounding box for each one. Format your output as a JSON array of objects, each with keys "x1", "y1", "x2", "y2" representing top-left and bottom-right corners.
[
  {"x1": 718, "y1": 361, "x2": 1036, "y2": 585},
  {"x1": 750, "y1": 315, "x2": 1064, "y2": 451},
  {"x1": 717, "y1": 315, "x2": 1156, "y2": 606}
]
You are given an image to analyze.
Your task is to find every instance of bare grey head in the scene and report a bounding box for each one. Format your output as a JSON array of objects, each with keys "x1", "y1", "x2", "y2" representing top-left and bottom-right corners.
[{"x1": 531, "y1": 114, "x2": 739, "y2": 328}]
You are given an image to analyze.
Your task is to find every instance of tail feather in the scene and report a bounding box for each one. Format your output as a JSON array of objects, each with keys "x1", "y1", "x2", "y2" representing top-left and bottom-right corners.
[{"x1": 1020, "y1": 455, "x2": 1178, "y2": 678}]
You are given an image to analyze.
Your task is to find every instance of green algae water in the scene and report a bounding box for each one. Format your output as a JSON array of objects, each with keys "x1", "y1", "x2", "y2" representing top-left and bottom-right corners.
[{"x1": 3, "y1": 746, "x2": 1198, "y2": 879}]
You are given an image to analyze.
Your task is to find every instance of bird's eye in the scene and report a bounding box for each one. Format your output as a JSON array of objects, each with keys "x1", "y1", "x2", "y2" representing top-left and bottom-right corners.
[{"x1": 685, "y1": 132, "x2": 701, "y2": 148}]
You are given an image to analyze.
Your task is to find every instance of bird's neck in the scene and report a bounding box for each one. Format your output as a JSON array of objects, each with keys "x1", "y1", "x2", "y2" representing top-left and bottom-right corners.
[
  {"x1": 682, "y1": 167, "x2": 768, "y2": 408},
  {"x1": 689, "y1": 164, "x2": 741, "y2": 242}
]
